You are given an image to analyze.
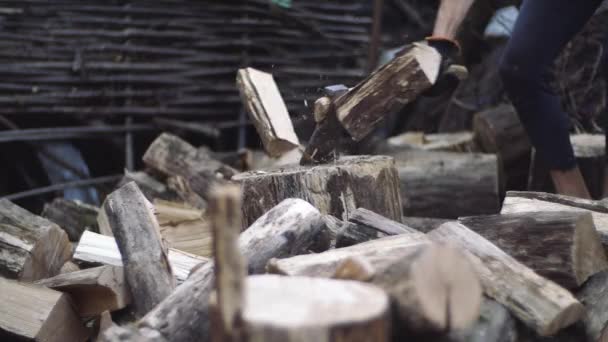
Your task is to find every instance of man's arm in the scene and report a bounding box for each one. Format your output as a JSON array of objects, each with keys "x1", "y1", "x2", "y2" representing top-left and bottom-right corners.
[{"x1": 432, "y1": 0, "x2": 476, "y2": 40}]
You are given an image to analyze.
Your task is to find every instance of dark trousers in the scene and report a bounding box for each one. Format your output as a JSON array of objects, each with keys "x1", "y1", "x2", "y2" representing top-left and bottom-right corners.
[{"x1": 499, "y1": 0, "x2": 605, "y2": 170}]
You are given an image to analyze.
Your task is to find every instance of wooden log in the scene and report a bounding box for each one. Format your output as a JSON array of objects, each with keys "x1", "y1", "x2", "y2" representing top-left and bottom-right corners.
[
  {"x1": 501, "y1": 191, "x2": 608, "y2": 248},
  {"x1": 233, "y1": 155, "x2": 403, "y2": 226},
  {"x1": 309, "y1": 214, "x2": 345, "y2": 252},
  {"x1": 73, "y1": 230, "x2": 208, "y2": 283},
  {"x1": 236, "y1": 67, "x2": 300, "y2": 157},
  {"x1": 119, "y1": 170, "x2": 177, "y2": 202},
  {"x1": 95, "y1": 311, "x2": 115, "y2": 342},
  {"x1": 473, "y1": 104, "x2": 531, "y2": 166},
  {"x1": 35, "y1": 265, "x2": 131, "y2": 317},
  {"x1": 154, "y1": 199, "x2": 212, "y2": 257},
  {"x1": 332, "y1": 256, "x2": 375, "y2": 282},
  {"x1": 391, "y1": 150, "x2": 501, "y2": 218},
  {"x1": 0, "y1": 278, "x2": 89, "y2": 342},
  {"x1": 427, "y1": 222, "x2": 584, "y2": 336},
  {"x1": 239, "y1": 275, "x2": 391, "y2": 342},
  {"x1": 576, "y1": 270, "x2": 608, "y2": 341},
  {"x1": 446, "y1": 298, "x2": 518, "y2": 342},
  {"x1": 401, "y1": 216, "x2": 451, "y2": 233},
  {"x1": 383, "y1": 131, "x2": 478, "y2": 153},
  {"x1": 335, "y1": 42, "x2": 440, "y2": 141},
  {"x1": 60, "y1": 261, "x2": 80, "y2": 274},
  {"x1": 102, "y1": 182, "x2": 175, "y2": 317},
  {"x1": 166, "y1": 175, "x2": 208, "y2": 210},
  {"x1": 459, "y1": 211, "x2": 608, "y2": 289},
  {"x1": 0, "y1": 199, "x2": 71, "y2": 281},
  {"x1": 103, "y1": 198, "x2": 325, "y2": 342},
  {"x1": 336, "y1": 207, "x2": 417, "y2": 247},
  {"x1": 41, "y1": 198, "x2": 99, "y2": 241}
]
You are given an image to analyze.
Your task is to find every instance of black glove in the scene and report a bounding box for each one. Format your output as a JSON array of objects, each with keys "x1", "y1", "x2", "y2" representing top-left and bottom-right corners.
[{"x1": 422, "y1": 37, "x2": 468, "y2": 97}]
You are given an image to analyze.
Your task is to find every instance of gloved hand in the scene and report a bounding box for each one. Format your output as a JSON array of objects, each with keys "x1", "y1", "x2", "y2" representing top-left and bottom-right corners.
[{"x1": 422, "y1": 37, "x2": 468, "y2": 97}]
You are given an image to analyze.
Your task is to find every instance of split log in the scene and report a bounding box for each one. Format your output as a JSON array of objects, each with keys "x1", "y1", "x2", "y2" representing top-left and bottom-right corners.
[
  {"x1": 102, "y1": 182, "x2": 175, "y2": 317},
  {"x1": 391, "y1": 150, "x2": 500, "y2": 218},
  {"x1": 102, "y1": 198, "x2": 324, "y2": 342},
  {"x1": 41, "y1": 198, "x2": 99, "y2": 241},
  {"x1": 473, "y1": 104, "x2": 531, "y2": 166},
  {"x1": 401, "y1": 216, "x2": 451, "y2": 233},
  {"x1": 236, "y1": 67, "x2": 300, "y2": 157},
  {"x1": 0, "y1": 278, "x2": 89, "y2": 342},
  {"x1": 427, "y1": 222, "x2": 584, "y2": 336},
  {"x1": 309, "y1": 214, "x2": 345, "y2": 252},
  {"x1": 335, "y1": 42, "x2": 440, "y2": 141},
  {"x1": 501, "y1": 191, "x2": 608, "y2": 247},
  {"x1": 447, "y1": 298, "x2": 517, "y2": 342},
  {"x1": 269, "y1": 234, "x2": 481, "y2": 333},
  {"x1": 0, "y1": 199, "x2": 71, "y2": 281},
  {"x1": 459, "y1": 211, "x2": 608, "y2": 289},
  {"x1": 60, "y1": 261, "x2": 80, "y2": 274},
  {"x1": 154, "y1": 199, "x2": 212, "y2": 257},
  {"x1": 336, "y1": 207, "x2": 417, "y2": 247},
  {"x1": 234, "y1": 155, "x2": 402, "y2": 226},
  {"x1": 73, "y1": 230, "x2": 209, "y2": 283},
  {"x1": 166, "y1": 175, "x2": 208, "y2": 210},
  {"x1": 332, "y1": 256, "x2": 376, "y2": 281},
  {"x1": 383, "y1": 131, "x2": 478, "y2": 153},
  {"x1": 143, "y1": 133, "x2": 237, "y2": 202},
  {"x1": 119, "y1": 170, "x2": 178, "y2": 202},
  {"x1": 238, "y1": 275, "x2": 391, "y2": 342},
  {"x1": 576, "y1": 270, "x2": 608, "y2": 341},
  {"x1": 35, "y1": 265, "x2": 131, "y2": 317}
]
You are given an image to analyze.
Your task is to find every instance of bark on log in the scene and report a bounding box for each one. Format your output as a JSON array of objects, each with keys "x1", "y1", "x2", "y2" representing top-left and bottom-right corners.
[
  {"x1": 0, "y1": 278, "x2": 89, "y2": 342},
  {"x1": 103, "y1": 198, "x2": 324, "y2": 342},
  {"x1": 35, "y1": 265, "x2": 131, "y2": 317},
  {"x1": 401, "y1": 216, "x2": 451, "y2": 233},
  {"x1": 239, "y1": 275, "x2": 391, "y2": 342},
  {"x1": 119, "y1": 170, "x2": 178, "y2": 202},
  {"x1": 236, "y1": 67, "x2": 299, "y2": 157},
  {"x1": 427, "y1": 222, "x2": 584, "y2": 336},
  {"x1": 309, "y1": 215, "x2": 346, "y2": 252},
  {"x1": 0, "y1": 199, "x2": 71, "y2": 281},
  {"x1": 576, "y1": 270, "x2": 608, "y2": 341},
  {"x1": 335, "y1": 42, "x2": 440, "y2": 140},
  {"x1": 446, "y1": 298, "x2": 517, "y2": 342},
  {"x1": 501, "y1": 191, "x2": 608, "y2": 248},
  {"x1": 234, "y1": 155, "x2": 402, "y2": 226},
  {"x1": 154, "y1": 199, "x2": 212, "y2": 257},
  {"x1": 459, "y1": 211, "x2": 608, "y2": 289},
  {"x1": 390, "y1": 150, "x2": 500, "y2": 218},
  {"x1": 336, "y1": 207, "x2": 417, "y2": 247},
  {"x1": 103, "y1": 182, "x2": 175, "y2": 318},
  {"x1": 41, "y1": 198, "x2": 99, "y2": 241}
]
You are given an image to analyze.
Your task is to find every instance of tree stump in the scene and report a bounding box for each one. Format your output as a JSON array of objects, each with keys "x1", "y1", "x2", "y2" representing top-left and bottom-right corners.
[
  {"x1": 233, "y1": 155, "x2": 402, "y2": 225},
  {"x1": 390, "y1": 150, "x2": 501, "y2": 218}
]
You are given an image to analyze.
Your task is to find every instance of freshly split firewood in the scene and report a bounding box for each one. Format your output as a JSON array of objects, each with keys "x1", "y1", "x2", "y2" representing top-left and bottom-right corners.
[
  {"x1": 102, "y1": 182, "x2": 175, "y2": 317},
  {"x1": 154, "y1": 199, "x2": 212, "y2": 257},
  {"x1": 0, "y1": 278, "x2": 89, "y2": 342},
  {"x1": 35, "y1": 265, "x2": 131, "y2": 317},
  {"x1": 103, "y1": 198, "x2": 325, "y2": 342},
  {"x1": 336, "y1": 207, "x2": 417, "y2": 247},
  {"x1": 459, "y1": 211, "x2": 608, "y2": 289},
  {"x1": 0, "y1": 199, "x2": 71, "y2": 281},
  {"x1": 73, "y1": 230, "x2": 208, "y2": 283},
  {"x1": 427, "y1": 222, "x2": 584, "y2": 336},
  {"x1": 501, "y1": 191, "x2": 608, "y2": 246},
  {"x1": 41, "y1": 198, "x2": 99, "y2": 241},
  {"x1": 390, "y1": 150, "x2": 501, "y2": 218},
  {"x1": 236, "y1": 67, "x2": 300, "y2": 158},
  {"x1": 234, "y1": 155, "x2": 402, "y2": 225}
]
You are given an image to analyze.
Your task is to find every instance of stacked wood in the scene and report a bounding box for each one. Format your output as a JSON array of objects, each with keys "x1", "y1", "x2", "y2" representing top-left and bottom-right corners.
[
  {"x1": 234, "y1": 155, "x2": 402, "y2": 225},
  {"x1": 154, "y1": 199, "x2": 211, "y2": 257},
  {"x1": 383, "y1": 131, "x2": 478, "y2": 153},
  {"x1": 237, "y1": 67, "x2": 300, "y2": 157},
  {"x1": 35, "y1": 265, "x2": 131, "y2": 317},
  {"x1": 336, "y1": 207, "x2": 417, "y2": 247},
  {"x1": 41, "y1": 198, "x2": 99, "y2": 241},
  {"x1": 0, "y1": 278, "x2": 89, "y2": 342},
  {"x1": 0, "y1": 199, "x2": 71, "y2": 281},
  {"x1": 388, "y1": 150, "x2": 500, "y2": 218},
  {"x1": 427, "y1": 222, "x2": 584, "y2": 336},
  {"x1": 102, "y1": 198, "x2": 325, "y2": 341},
  {"x1": 119, "y1": 170, "x2": 178, "y2": 202},
  {"x1": 101, "y1": 182, "x2": 175, "y2": 317},
  {"x1": 143, "y1": 133, "x2": 237, "y2": 206},
  {"x1": 73, "y1": 230, "x2": 207, "y2": 283},
  {"x1": 459, "y1": 211, "x2": 608, "y2": 289}
]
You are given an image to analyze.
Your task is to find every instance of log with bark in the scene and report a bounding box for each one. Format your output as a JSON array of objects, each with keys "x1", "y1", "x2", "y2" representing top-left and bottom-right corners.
[
  {"x1": 382, "y1": 131, "x2": 478, "y2": 153},
  {"x1": 236, "y1": 67, "x2": 300, "y2": 157},
  {"x1": 41, "y1": 198, "x2": 99, "y2": 241},
  {"x1": 0, "y1": 278, "x2": 89, "y2": 342},
  {"x1": 389, "y1": 150, "x2": 501, "y2": 218},
  {"x1": 233, "y1": 155, "x2": 402, "y2": 226},
  {"x1": 119, "y1": 170, "x2": 178, "y2": 202},
  {"x1": 154, "y1": 199, "x2": 212, "y2": 257},
  {"x1": 102, "y1": 198, "x2": 325, "y2": 342},
  {"x1": 0, "y1": 199, "x2": 71, "y2": 281},
  {"x1": 73, "y1": 230, "x2": 208, "y2": 283},
  {"x1": 427, "y1": 222, "x2": 584, "y2": 336},
  {"x1": 446, "y1": 298, "x2": 518, "y2": 342},
  {"x1": 35, "y1": 265, "x2": 131, "y2": 317},
  {"x1": 401, "y1": 216, "x2": 451, "y2": 233},
  {"x1": 459, "y1": 211, "x2": 608, "y2": 289},
  {"x1": 576, "y1": 270, "x2": 608, "y2": 341},
  {"x1": 336, "y1": 207, "x2": 417, "y2": 247}
]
